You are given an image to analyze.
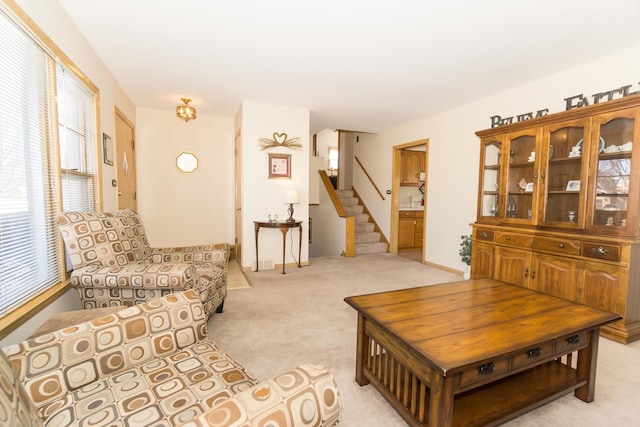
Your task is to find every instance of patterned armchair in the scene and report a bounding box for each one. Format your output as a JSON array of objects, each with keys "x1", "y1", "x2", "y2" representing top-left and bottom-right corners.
[
  {"x1": 57, "y1": 209, "x2": 228, "y2": 318},
  {"x1": 0, "y1": 291, "x2": 342, "y2": 426}
]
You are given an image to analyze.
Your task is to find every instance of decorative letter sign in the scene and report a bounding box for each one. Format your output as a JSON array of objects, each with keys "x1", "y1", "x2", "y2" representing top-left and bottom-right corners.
[{"x1": 490, "y1": 81, "x2": 640, "y2": 128}]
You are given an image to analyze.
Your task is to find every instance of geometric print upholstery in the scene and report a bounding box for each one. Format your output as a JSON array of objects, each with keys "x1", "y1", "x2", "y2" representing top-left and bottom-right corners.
[
  {"x1": 57, "y1": 209, "x2": 229, "y2": 318},
  {"x1": 0, "y1": 348, "x2": 44, "y2": 427},
  {"x1": 57, "y1": 209, "x2": 153, "y2": 270},
  {"x1": 0, "y1": 291, "x2": 342, "y2": 427},
  {"x1": 178, "y1": 364, "x2": 342, "y2": 427}
]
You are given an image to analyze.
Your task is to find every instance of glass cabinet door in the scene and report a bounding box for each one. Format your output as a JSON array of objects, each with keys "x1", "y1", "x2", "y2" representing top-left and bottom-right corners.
[
  {"x1": 478, "y1": 138, "x2": 503, "y2": 220},
  {"x1": 589, "y1": 108, "x2": 639, "y2": 235},
  {"x1": 504, "y1": 129, "x2": 541, "y2": 223},
  {"x1": 539, "y1": 119, "x2": 590, "y2": 227}
]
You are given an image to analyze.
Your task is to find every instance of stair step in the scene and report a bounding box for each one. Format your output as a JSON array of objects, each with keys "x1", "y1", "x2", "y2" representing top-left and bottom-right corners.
[
  {"x1": 332, "y1": 189, "x2": 387, "y2": 256},
  {"x1": 355, "y1": 231, "x2": 381, "y2": 243},
  {"x1": 355, "y1": 213, "x2": 369, "y2": 223},
  {"x1": 355, "y1": 241, "x2": 388, "y2": 255},
  {"x1": 335, "y1": 189, "x2": 354, "y2": 198},
  {"x1": 344, "y1": 205, "x2": 364, "y2": 215},
  {"x1": 339, "y1": 197, "x2": 359, "y2": 207},
  {"x1": 355, "y1": 222, "x2": 375, "y2": 233}
]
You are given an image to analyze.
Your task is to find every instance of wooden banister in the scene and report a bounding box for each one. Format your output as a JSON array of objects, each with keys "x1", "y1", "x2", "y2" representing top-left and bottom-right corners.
[
  {"x1": 319, "y1": 170, "x2": 347, "y2": 217},
  {"x1": 354, "y1": 156, "x2": 385, "y2": 200},
  {"x1": 318, "y1": 170, "x2": 355, "y2": 257}
]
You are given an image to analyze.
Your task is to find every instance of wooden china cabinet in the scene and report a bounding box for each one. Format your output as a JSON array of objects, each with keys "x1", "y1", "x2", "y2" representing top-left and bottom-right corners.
[{"x1": 472, "y1": 94, "x2": 640, "y2": 344}]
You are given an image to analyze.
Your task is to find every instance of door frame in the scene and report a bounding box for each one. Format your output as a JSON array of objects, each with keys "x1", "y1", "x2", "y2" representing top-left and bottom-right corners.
[
  {"x1": 114, "y1": 107, "x2": 136, "y2": 210},
  {"x1": 390, "y1": 138, "x2": 429, "y2": 260},
  {"x1": 234, "y1": 128, "x2": 243, "y2": 267}
]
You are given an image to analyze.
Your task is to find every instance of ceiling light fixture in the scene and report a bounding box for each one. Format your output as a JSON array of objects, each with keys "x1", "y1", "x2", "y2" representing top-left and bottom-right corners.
[{"x1": 176, "y1": 97, "x2": 196, "y2": 122}]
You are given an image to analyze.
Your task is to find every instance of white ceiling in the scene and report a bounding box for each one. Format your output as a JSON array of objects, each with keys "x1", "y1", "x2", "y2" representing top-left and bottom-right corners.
[{"x1": 58, "y1": 0, "x2": 640, "y2": 134}]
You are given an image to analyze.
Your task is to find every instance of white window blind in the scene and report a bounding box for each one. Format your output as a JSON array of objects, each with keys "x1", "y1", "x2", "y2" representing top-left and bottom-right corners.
[
  {"x1": 57, "y1": 64, "x2": 98, "y2": 212},
  {"x1": 0, "y1": 6, "x2": 99, "y2": 318},
  {"x1": 0, "y1": 8, "x2": 59, "y2": 316}
]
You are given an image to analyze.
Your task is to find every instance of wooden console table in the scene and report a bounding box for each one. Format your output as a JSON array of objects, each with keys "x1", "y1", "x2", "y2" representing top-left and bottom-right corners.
[
  {"x1": 254, "y1": 220, "x2": 302, "y2": 274},
  {"x1": 345, "y1": 279, "x2": 621, "y2": 427}
]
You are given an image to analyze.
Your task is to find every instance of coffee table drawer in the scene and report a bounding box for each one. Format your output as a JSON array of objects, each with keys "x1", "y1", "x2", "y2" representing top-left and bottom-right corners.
[
  {"x1": 459, "y1": 358, "x2": 509, "y2": 388},
  {"x1": 511, "y1": 343, "x2": 554, "y2": 370},
  {"x1": 556, "y1": 331, "x2": 589, "y2": 354}
]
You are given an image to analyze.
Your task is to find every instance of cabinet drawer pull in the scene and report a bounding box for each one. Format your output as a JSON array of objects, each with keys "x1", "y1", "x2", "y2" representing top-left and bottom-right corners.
[
  {"x1": 505, "y1": 236, "x2": 511, "y2": 240},
  {"x1": 526, "y1": 347, "x2": 542, "y2": 358},
  {"x1": 558, "y1": 243, "x2": 565, "y2": 248},
  {"x1": 478, "y1": 362, "x2": 495, "y2": 375},
  {"x1": 480, "y1": 232, "x2": 489, "y2": 238},
  {"x1": 566, "y1": 335, "x2": 580, "y2": 345},
  {"x1": 592, "y1": 246, "x2": 610, "y2": 256}
]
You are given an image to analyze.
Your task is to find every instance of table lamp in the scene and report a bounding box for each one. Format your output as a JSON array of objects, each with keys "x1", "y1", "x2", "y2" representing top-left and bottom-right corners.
[{"x1": 284, "y1": 189, "x2": 299, "y2": 223}]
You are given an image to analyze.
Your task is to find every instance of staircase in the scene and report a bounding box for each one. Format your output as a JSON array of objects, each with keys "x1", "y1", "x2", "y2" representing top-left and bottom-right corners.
[{"x1": 336, "y1": 189, "x2": 388, "y2": 255}]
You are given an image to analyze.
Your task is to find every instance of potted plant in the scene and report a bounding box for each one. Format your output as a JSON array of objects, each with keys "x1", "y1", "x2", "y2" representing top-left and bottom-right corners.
[{"x1": 459, "y1": 235, "x2": 472, "y2": 279}]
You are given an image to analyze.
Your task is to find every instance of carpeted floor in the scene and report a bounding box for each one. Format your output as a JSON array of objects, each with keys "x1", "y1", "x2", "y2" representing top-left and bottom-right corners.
[{"x1": 211, "y1": 253, "x2": 640, "y2": 426}]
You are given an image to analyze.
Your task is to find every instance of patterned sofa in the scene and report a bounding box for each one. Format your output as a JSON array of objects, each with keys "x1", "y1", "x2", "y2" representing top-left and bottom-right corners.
[
  {"x1": 57, "y1": 209, "x2": 228, "y2": 318},
  {"x1": 0, "y1": 291, "x2": 342, "y2": 426}
]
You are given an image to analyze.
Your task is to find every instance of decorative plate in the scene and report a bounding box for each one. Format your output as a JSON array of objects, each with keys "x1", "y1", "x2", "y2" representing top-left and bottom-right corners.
[{"x1": 575, "y1": 136, "x2": 605, "y2": 155}]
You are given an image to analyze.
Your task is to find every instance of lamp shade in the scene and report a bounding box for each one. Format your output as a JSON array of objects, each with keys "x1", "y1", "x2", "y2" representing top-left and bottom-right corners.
[{"x1": 283, "y1": 189, "x2": 300, "y2": 204}]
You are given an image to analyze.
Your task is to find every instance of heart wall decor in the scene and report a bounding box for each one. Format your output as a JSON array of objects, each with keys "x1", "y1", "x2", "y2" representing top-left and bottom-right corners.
[{"x1": 258, "y1": 132, "x2": 302, "y2": 151}]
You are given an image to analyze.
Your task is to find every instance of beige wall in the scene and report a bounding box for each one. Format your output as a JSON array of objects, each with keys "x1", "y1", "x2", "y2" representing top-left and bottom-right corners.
[
  {"x1": 135, "y1": 108, "x2": 235, "y2": 247},
  {"x1": 354, "y1": 43, "x2": 640, "y2": 272},
  {"x1": 238, "y1": 101, "x2": 310, "y2": 271}
]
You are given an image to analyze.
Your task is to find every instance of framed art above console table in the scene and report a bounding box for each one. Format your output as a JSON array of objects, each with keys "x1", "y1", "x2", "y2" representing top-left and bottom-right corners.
[{"x1": 471, "y1": 94, "x2": 640, "y2": 344}]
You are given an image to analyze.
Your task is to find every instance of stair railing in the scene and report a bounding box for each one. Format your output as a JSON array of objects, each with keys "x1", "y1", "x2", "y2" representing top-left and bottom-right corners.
[
  {"x1": 319, "y1": 170, "x2": 355, "y2": 257},
  {"x1": 354, "y1": 156, "x2": 385, "y2": 200}
]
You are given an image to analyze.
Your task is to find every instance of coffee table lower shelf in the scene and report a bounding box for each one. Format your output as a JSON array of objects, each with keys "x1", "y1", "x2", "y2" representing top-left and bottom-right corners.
[{"x1": 363, "y1": 360, "x2": 586, "y2": 427}]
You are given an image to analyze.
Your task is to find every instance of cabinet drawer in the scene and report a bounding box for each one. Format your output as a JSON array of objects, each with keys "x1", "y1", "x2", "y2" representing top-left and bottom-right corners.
[
  {"x1": 459, "y1": 358, "x2": 509, "y2": 388},
  {"x1": 532, "y1": 237, "x2": 581, "y2": 255},
  {"x1": 555, "y1": 331, "x2": 589, "y2": 354},
  {"x1": 511, "y1": 343, "x2": 554, "y2": 370},
  {"x1": 475, "y1": 229, "x2": 495, "y2": 242},
  {"x1": 495, "y1": 232, "x2": 532, "y2": 248},
  {"x1": 582, "y1": 242, "x2": 621, "y2": 262},
  {"x1": 399, "y1": 211, "x2": 416, "y2": 218}
]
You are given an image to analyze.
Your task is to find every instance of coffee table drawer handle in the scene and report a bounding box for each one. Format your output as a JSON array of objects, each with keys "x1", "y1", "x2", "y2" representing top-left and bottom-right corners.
[
  {"x1": 527, "y1": 347, "x2": 542, "y2": 358},
  {"x1": 478, "y1": 362, "x2": 495, "y2": 375},
  {"x1": 566, "y1": 335, "x2": 580, "y2": 345}
]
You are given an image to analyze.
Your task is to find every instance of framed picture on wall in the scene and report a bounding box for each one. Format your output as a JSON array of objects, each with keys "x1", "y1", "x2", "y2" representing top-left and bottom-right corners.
[
  {"x1": 268, "y1": 153, "x2": 291, "y2": 178},
  {"x1": 103, "y1": 133, "x2": 114, "y2": 165}
]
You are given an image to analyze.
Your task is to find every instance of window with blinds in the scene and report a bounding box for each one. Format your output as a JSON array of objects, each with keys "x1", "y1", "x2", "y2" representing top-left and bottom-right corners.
[
  {"x1": 0, "y1": 6, "x2": 98, "y2": 319},
  {"x1": 57, "y1": 64, "x2": 98, "y2": 212}
]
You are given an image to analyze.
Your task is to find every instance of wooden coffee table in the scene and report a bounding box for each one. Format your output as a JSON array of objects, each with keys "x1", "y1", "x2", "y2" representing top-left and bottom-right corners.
[{"x1": 344, "y1": 279, "x2": 621, "y2": 427}]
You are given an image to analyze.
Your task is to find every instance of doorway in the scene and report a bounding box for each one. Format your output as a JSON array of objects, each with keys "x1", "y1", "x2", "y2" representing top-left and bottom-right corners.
[
  {"x1": 234, "y1": 129, "x2": 243, "y2": 266},
  {"x1": 390, "y1": 138, "x2": 429, "y2": 263}
]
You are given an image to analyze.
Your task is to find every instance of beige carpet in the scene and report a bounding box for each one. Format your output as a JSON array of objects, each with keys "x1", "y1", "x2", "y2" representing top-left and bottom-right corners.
[{"x1": 209, "y1": 253, "x2": 640, "y2": 426}]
